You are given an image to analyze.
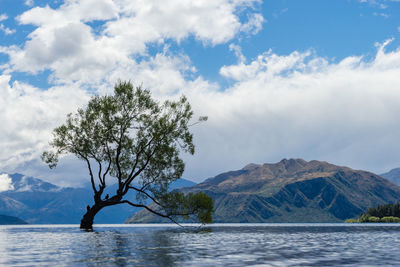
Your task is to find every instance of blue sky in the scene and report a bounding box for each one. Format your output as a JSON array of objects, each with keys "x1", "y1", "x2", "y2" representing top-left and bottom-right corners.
[{"x1": 1, "y1": 0, "x2": 400, "y2": 186}]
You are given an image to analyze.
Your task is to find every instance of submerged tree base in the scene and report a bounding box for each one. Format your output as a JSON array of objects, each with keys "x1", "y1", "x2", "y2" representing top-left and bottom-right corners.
[
  {"x1": 80, "y1": 204, "x2": 103, "y2": 230},
  {"x1": 80, "y1": 216, "x2": 94, "y2": 230}
]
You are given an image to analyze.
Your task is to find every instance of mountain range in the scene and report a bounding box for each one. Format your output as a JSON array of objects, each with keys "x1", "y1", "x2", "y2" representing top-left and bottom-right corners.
[
  {"x1": 380, "y1": 168, "x2": 400, "y2": 186},
  {"x1": 0, "y1": 173, "x2": 195, "y2": 224},
  {"x1": 3, "y1": 159, "x2": 400, "y2": 224},
  {"x1": 127, "y1": 159, "x2": 400, "y2": 223}
]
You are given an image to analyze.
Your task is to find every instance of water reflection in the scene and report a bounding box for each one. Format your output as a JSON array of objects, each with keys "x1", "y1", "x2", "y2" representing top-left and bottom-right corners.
[
  {"x1": 1, "y1": 224, "x2": 400, "y2": 266},
  {"x1": 76, "y1": 227, "x2": 191, "y2": 266},
  {"x1": 0, "y1": 228, "x2": 11, "y2": 265}
]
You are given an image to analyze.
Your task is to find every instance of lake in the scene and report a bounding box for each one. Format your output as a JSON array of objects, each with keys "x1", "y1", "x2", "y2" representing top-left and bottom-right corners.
[{"x1": 1, "y1": 223, "x2": 400, "y2": 266}]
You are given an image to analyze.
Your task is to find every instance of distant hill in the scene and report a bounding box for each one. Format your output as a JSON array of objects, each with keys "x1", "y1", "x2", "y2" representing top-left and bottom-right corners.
[
  {"x1": 380, "y1": 168, "x2": 400, "y2": 186},
  {"x1": 127, "y1": 159, "x2": 400, "y2": 223},
  {"x1": 0, "y1": 214, "x2": 27, "y2": 225},
  {"x1": 0, "y1": 173, "x2": 195, "y2": 224}
]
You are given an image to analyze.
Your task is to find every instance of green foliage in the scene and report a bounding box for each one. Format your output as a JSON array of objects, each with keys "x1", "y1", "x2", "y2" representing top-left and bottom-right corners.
[
  {"x1": 358, "y1": 213, "x2": 369, "y2": 223},
  {"x1": 43, "y1": 81, "x2": 195, "y2": 183},
  {"x1": 41, "y1": 151, "x2": 58, "y2": 169},
  {"x1": 368, "y1": 216, "x2": 381, "y2": 223},
  {"x1": 189, "y1": 192, "x2": 214, "y2": 223},
  {"x1": 345, "y1": 218, "x2": 359, "y2": 223},
  {"x1": 380, "y1": 216, "x2": 400, "y2": 223},
  {"x1": 159, "y1": 191, "x2": 214, "y2": 224},
  {"x1": 42, "y1": 81, "x2": 212, "y2": 226}
]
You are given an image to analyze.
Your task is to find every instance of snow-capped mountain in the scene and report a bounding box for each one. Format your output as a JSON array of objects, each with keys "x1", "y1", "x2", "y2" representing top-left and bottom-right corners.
[{"x1": 6, "y1": 173, "x2": 61, "y2": 192}]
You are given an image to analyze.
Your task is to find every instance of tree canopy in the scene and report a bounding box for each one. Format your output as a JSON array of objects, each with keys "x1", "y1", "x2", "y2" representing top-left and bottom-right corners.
[
  {"x1": 363, "y1": 203, "x2": 400, "y2": 219},
  {"x1": 42, "y1": 81, "x2": 213, "y2": 229}
]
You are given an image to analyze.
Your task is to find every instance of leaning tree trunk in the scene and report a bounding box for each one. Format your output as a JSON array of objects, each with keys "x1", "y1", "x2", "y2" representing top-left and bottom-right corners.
[{"x1": 80, "y1": 203, "x2": 104, "y2": 230}]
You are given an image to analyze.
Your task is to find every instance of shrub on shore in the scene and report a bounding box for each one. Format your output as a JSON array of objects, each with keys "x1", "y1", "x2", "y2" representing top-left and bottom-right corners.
[
  {"x1": 344, "y1": 218, "x2": 358, "y2": 223},
  {"x1": 381, "y1": 216, "x2": 400, "y2": 223}
]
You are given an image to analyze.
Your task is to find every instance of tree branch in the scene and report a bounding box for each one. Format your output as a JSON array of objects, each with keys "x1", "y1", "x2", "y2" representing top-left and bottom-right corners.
[
  {"x1": 120, "y1": 200, "x2": 184, "y2": 226},
  {"x1": 124, "y1": 135, "x2": 156, "y2": 187},
  {"x1": 127, "y1": 185, "x2": 162, "y2": 206},
  {"x1": 77, "y1": 152, "x2": 97, "y2": 193},
  {"x1": 102, "y1": 142, "x2": 112, "y2": 185},
  {"x1": 122, "y1": 147, "x2": 158, "y2": 195}
]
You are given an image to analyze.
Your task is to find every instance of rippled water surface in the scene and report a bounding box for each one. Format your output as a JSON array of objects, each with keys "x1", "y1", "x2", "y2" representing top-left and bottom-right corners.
[{"x1": 1, "y1": 223, "x2": 400, "y2": 266}]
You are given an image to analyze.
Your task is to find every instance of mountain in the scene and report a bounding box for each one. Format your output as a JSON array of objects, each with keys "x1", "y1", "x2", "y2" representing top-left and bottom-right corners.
[
  {"x1": 380, "y1": 168, "x2": 400, "y2": 186},
  {"x1": 0, "y1": 173, "x2": 195, "y2": 224},
  {"x1": 0, "y1": 214, "x2": 27, "y2": 225},
  {"x1": 127, "y1": 159, "x2": 400, "y2": 223},
  {"x1": 6, "y1": 173, "x2": 60, "y2": 192}
]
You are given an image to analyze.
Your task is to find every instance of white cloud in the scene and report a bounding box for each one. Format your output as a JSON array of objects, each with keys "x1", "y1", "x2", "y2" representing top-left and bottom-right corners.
[
  {"x1": 0, "y1": 75, "x2": 89, "y2": 173},
  {"x1": 0, "y1": 14, "x2": 8, "y2": 21},
  {"x1": 25, "y1": 0, "x2": 34, "y2": 7},
  {"x1": 0, "y1": 24, "x2": 15, "y2": 35},
  {"x1": 220, "y1": 49, "x2": 312, "y2": 81},
  {"x1": 3, "y1": 41, "x2": 400, "y2": 185},
  {"x1": 240, "y1": 13, "x2": 264, "y2": 35},
  {"x1": 0, "y1": 14, "x2": 15, "y2": 35},
  {"x1": 0, "y1": 174, "x2": 14, "y2": 192},
  {"x1": 373, "y1": 12, "x2": 389, "y2": 18},
  {"x1": 229, "y1": 44, "x2": 246, "y2": 64},
  {"x1": 180, "y1": 40, "x2": 400, "y2": 180},
  {"x1": 358, "y1": 0, "x2": 398, "y2": 8},
  {"x1": 0, "y1": 0, "x2": 262, "y2": 86}
]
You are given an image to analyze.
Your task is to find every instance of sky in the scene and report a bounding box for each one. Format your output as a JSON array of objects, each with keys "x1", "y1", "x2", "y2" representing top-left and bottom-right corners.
[{"x1": 1, "y1": 0, "x2": 400, "y2": 187}]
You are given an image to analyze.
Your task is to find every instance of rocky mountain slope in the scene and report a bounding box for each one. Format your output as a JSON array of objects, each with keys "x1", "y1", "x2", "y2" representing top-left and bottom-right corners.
[
  {"x1": 127, "y1": 159, "x2": 400, "y2": 223},
  {"x1": 0, "y1": 173, "x2": 195, "y2": 224}
]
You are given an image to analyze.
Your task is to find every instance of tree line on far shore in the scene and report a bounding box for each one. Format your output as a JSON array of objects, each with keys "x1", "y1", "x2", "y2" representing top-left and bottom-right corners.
[{"x1": 346, "y1": 203, "x2": 400, "y2": 223}]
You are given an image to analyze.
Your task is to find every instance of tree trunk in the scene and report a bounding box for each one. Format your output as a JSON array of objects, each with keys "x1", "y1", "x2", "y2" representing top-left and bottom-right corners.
[{"x1": 80, "y1": 203, "x2": 104, "y2": 230}]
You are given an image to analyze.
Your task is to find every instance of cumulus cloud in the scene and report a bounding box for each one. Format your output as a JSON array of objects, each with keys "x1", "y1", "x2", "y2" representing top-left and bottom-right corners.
[
  {"x1": 0, "y1": 174, "x2": 14, "y2": 192},
  {"x1": 0, "y1": 24, "x2": 15, "y2": 35},
  {"x1": 3, "y1": 41, "x2": 400, "y2": 185},
  {"x1": 229, "y1": 44, "x2": 246, "y2": 64},
  {"x1": 240, "y1": 13, "x2": 264, "y2": 35},
  {"x1": 5, "y1": 39, "x2": 400, "y2": 185},
  {"x1": 0, "y1": 0, "x2": 262, "y2": 86},
  {"x1": 0, "y1": 75, "x2": 89, "y2": 173},
  {"x1": 24, "y1": 0, "x2": 34, "y2": 7},
  {"x1": 0, "y1": 14, "x2": 8, "y2": 21},
  {"x1": 180, "y1": 40, "x2": 400, "y2": 180}
]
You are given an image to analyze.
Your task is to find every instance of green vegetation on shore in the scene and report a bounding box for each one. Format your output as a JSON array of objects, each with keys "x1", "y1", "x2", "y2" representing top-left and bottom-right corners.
[{"x1": 346, "y1": 203, "x2": 400, "y2": 223}]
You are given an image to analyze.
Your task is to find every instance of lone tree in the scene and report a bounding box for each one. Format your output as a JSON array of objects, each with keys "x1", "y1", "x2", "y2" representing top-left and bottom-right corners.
[{"x1": 42, "y1": 81, "x2": 213, "y2": 230}]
